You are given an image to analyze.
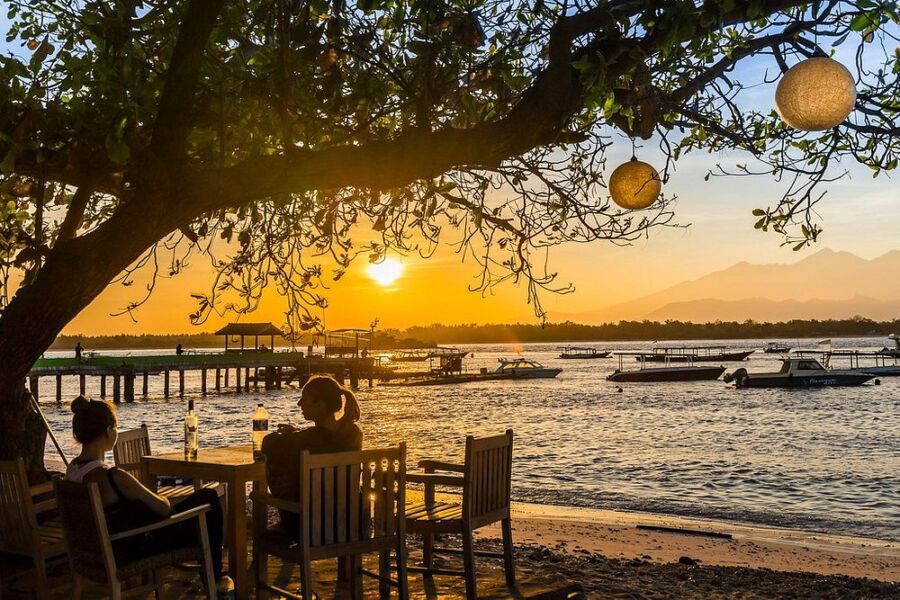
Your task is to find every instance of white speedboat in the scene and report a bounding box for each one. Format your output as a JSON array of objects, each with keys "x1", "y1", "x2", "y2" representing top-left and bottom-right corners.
[
  {"x1": 725, "y1": 358, "x2": 874, "y2": 388},
  {"x1": 495, "y1": 358, "x2": 562, "y2": 379}
]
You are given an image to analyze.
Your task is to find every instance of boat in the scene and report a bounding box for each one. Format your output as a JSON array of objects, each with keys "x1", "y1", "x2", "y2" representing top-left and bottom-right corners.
[
  {"x1": 637, "y1": 346, "x2": 754, "y2": 363},
  {"x1": 558, "y1": 346, "x2": 610, "y2": 359},
  {"x1": 495, "y1": 358, "x2": 562, "y2": 379},
  {"x1": 763, "y1": 342, "x2": 792, "y2": 354},
  {"x1": 608, "y1": 353, "x2": 725, "y2": 382},
  {"x1": 391, "y1": 346, "x2": 469, "y2": 362},
  {"x1": 799, "y1": 349, "x2": 900, "y2": 377},
  {"x1": 724, "y1": 358, "x2": 874, "y2": 389},
  {"x1": 877, "y1": 334, "x2": 900, "y2": 358}
]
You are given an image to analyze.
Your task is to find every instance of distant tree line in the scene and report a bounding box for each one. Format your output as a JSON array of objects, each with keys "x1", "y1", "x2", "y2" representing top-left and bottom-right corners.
[{"x1": 53, "y1": 317, "x2": 899, "y2": 350}]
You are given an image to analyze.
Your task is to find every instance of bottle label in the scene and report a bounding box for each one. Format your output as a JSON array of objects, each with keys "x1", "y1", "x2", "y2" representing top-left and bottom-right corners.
[{"x1": 253, "y1": 419, "x2": 268, "y2": 431}]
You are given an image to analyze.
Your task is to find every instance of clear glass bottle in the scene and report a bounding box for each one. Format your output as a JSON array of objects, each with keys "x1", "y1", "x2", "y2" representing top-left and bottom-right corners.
[
  {"x1": 184, "y1": 399, "x2": 198, "y2": 460},
  {"x1": 252, "y1": 403, "x2": 269, "y2": 459}
]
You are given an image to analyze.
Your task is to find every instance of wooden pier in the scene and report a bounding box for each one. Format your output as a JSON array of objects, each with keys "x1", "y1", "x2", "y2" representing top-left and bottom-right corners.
[{"x1": 28, "y1": 352, "x2": 375, "y2": 403}]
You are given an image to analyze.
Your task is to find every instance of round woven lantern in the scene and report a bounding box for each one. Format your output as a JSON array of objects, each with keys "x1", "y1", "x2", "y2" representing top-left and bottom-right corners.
[
  {"x1": 609, "y1": 158, "x2": 661, "y2": 210},
  {"x1": 775, "y1": 57, "x2": 856, "y2": 131}
]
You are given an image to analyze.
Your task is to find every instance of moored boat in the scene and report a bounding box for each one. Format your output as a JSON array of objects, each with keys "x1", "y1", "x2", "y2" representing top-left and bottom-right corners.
[
  {"x1": 496, "y1": 358, "x2": 562, "y2": 379},
  {"x1": 638, "y1": 346, "x2": 754, "y2": 363},
  {"x1": 609, "y1": 352, "x2": 725, "y2": 382},
  {"x1": 725, "y1": 358, "x2": 874, "y2": 389},
  {"x1": 558, "y1": 346, "x2": 610, "y2": 359},
  {"x1": 763, "y1": 342, "x2": 792, "y2": 354}
]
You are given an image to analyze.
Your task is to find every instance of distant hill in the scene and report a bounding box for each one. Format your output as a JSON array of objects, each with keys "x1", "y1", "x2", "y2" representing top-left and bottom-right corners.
[{"x1": 569, "y1": 249, "x2": 900, "y2": 322}]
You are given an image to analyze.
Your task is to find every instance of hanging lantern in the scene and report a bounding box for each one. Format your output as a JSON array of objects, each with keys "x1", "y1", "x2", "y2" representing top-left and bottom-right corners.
[
  {"x1": 775, "y1": 57, "x2": 856, "y2": 131},
  {"x1": 609, "y1": 158, "x2": 661, "y2": 210}
]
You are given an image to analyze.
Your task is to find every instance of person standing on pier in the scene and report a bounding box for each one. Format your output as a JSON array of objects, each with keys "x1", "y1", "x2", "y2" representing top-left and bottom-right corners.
[
  {"x1": 74, "y1": 341, "x2": 84, "y2": 362},
  {"x1": 262, "y1": 375, "x2": 362, "y2": 538}
]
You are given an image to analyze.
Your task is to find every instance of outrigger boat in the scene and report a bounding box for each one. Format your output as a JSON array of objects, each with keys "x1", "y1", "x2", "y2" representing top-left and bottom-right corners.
[
  {"x1": 385, "y1": 357, "x2": 560, "y2": 386},
  {"x1": 763, "y1": 342, "x2": 792, "y2": 354},
  {"x1": 391, "y1": 346, "x2": 469, "y2": 362},
  {"x1": 724, "y1": 358, "x2": 874, "y2": 389},
  {"x1": 608, "y1": 352, "x2": 725, "y2": 382},
  {"x1": 637, "y1": 345, "x2": 754, "y2": 363},
  {"x1": 558, "y1": 346, "x2": 610, "y2": 360}
]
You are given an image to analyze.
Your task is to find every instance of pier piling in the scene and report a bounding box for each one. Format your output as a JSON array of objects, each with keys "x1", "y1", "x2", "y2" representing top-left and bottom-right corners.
[
  {"x1": 113, "y1": 375, "x2": 121, "y2": 403},
  {"x1": 164, "y1": 370, "x2": 170, "y2": 398},
  {"x1": 124, "y1": 373, "x2": 135, "y2": 402},
  {"x1": 100, "y1": 375, "x2": 106, "y2": 398},
  {"x1": 55, "y1": 374, "x2": 62, "y2": 404},
  {"x1": 29, "y1": 376, "x2": 39, "y2": 402},
  {"x1": 79, "y1": 374, "x2": 86, "y2": 395},
  {"x1": 142, "y1": 372, "x2": 148, "y2": 397},
  {"x1": 178, "y1": 370, "x2": 185, "y2": 397},
  {"x1": 201, "y1": 369, "x2": 207, "y2": 395},
  {"x1": 215, "y1": 368, "x2": 221, "y2": 392}
]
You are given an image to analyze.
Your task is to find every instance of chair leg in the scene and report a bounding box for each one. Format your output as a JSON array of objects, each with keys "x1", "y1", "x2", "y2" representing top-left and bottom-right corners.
[
  {"x1": 461, "y1": 528, "x2": 478, "y2": 600},
  {"x1": 255, "y1": 551, "x2": 270, "y2": 600},
  {"x1": 72, "y1": 574, "x2": 85, "y2": 599},
  {"x1": 151, "y1": 567, "x2": 165, "y2": 600},
  {"x1": 109, "y1": 580, "x2": 123, "y2": 600},
  {"x1": 502, "y1": 518, "x2": 516, "y2": 586},
  {"x1": 378, "y1": 549, "x2": 391, "y2": 598},
  {"x1": 337, "y1": 555, "x2": 351, "y2": 582},
  {"x1": 33, "y1": 554, "x2": 50, "y2": 600},
  {"x1": 197, "y1": 518, "x2": 218, "y2": 599},
  {"x1": 349, "y1": 554, "x2": 363, "y2": 600},
  {"x1": 396, "y1": 538, "x2": 410, "y2": 600},
  {"x1": 422, "y1": 532, "x2": 435, "y2": 575},
  {"x1": 299, "y1": 557, "x2": 314, "y2": 600}
]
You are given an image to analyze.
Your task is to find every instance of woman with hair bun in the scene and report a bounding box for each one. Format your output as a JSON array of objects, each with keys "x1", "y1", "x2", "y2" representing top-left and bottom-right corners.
[
  {"x1": 64, "y1": 396, "x2": 233, "y2": 596},
  {"x1": 261, "y1": 375, "x2": 362, "y2": 538}
]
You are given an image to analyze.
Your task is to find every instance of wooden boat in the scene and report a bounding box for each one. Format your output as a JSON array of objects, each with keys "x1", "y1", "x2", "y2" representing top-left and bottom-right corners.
[
  {"x1": 558, "y1": 346, "x2": 610, "y2": 359},
  {"x1": 724, "y1": 358, "x2": 874, "y2": 389},
  {"x1": 637, "y1": 346, "x2": 753, "y2": 363},
  {"x1": 763, "y1": 342, "x2": 791, "y2": 354},
  {"x1": 608, "y1": 353, "x2": 725, "y2": 382}
]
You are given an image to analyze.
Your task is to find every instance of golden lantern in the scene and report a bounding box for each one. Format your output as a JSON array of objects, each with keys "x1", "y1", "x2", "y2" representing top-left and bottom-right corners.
[
  {"x1": 609, "y1": 158, "x2": 661, "y2": 210},
  {"x1": 775, "y1": 57, "x2": 856, "y2": 131}
]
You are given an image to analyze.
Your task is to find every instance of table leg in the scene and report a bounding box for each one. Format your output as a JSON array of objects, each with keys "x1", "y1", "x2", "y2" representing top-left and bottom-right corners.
[
  {"x1": 251, "y1": 479, "x2": 265, "y2": 583},
  {"x1": 228, "y1": 478, "x2": 249, "y2": 600}
]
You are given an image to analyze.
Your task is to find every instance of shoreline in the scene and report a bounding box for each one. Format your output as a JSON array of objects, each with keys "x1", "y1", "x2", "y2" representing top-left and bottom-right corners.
[{"x1": 479, "y1": 500, "x2": 899, "y2": 582}]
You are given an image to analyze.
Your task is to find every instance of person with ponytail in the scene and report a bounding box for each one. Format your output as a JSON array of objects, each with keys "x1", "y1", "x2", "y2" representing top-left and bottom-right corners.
[
  {"x1": 64, "y1": 396, "x2": 233, "y2": 596},
  {"x1": 261, "y1": 375, "x2": 362, "y2": 538}
]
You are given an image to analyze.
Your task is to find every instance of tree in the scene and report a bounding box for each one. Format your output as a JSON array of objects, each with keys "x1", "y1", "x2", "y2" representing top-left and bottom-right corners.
[{"x1": 1, "y1": 0, "x2": 897, "y2": 478}]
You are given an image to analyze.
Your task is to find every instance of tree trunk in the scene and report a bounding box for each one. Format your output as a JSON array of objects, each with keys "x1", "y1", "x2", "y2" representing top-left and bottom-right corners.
[
  {"x1": 0, "y1": 194, "x2": 182, "y2": 479},
  {"x1": 0, "y1": 381, "x2": 48, "y2": 482}
]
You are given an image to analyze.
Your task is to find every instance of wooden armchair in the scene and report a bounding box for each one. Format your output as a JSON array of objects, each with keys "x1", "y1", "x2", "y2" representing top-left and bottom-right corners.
[
  {"x1": 53, "y1": 477, "x2": 217, "y2": 599},
  {"x1": 405, "y1": 429, "x2": 515, "y2": 599},
  {"x1": 0, "y1": 459, "x2": 67, "y2": 599},
  {"x1": 114, "y1": 424, "x2": 223, "y2": 500},
  {"x1": 252, "y1": 445, "x2": 409, "y2": 600}
]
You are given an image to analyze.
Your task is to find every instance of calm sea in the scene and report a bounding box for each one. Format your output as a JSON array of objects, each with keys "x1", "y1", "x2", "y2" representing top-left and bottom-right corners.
[{"x1": 38, "y1": 337, "x2": 899, "y2": 540}]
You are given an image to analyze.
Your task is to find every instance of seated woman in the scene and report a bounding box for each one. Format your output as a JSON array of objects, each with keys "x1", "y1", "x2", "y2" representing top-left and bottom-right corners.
[
  {"x1": 261, "y1": 375, "x2": 362, "y2": 537},
  {"x1": 64, "y1": 396, "x2": 232, "y2": 595}
]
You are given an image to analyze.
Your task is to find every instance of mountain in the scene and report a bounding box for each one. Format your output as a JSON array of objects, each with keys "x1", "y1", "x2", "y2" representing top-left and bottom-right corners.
[{"x1": 573, "y1": 249, "x2": 900, "y2": 323}]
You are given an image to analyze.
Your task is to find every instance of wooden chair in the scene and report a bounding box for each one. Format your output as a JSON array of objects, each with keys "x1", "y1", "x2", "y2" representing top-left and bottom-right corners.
[
  {"x1": 252, "y1": 445, "x2": 409, "y2": 600},
  {"x1": 0, "y1": 459, "x2": 67, "y2": 599},
  {"x1": 405, "y1": 429, "x2": 515, "y2": 599},
  {"x1": 53, "y1": 477, "x2": 217, "y2": 599},
  {"x1": 114, "y1": 424, "x2": 222, "y2": 500}
]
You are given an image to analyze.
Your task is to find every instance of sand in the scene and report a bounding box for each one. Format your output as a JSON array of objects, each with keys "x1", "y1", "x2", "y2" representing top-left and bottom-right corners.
[{"x1": 3, "y1": 498, "x2": 897, "y2": 598}]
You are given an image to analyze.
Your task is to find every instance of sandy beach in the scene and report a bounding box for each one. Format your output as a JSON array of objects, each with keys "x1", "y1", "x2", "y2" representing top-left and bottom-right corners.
[{"x1": 4, "y1": 494, "x2": 897, "y2": 598}]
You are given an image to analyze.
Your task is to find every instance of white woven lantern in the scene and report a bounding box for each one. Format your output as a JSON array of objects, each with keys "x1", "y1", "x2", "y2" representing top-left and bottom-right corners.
[
  {"x1": 775, "y1": 57, "x2": 856, "y2": 131},
  {"x1": 609, "y1": 158, "x2": 661, "y2": 210}
]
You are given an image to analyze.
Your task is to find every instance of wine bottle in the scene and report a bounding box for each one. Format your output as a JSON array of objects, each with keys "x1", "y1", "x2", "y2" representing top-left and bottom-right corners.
[
  {"x1": 252, "y1": 403, "x2": 269, "y2": 459},
  {"x1": 184, "y1": 399, "x2": 198, "y2": 459}
]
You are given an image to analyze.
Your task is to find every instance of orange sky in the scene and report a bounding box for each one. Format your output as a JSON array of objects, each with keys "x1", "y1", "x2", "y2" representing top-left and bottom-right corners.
[{"x1": 58, "y1": 142, "x2": 900, "y2": 335}]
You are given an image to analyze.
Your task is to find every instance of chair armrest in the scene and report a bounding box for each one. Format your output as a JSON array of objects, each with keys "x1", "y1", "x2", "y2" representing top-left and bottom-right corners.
[
  {"x1": 30, "y1": 481, "x2": 54, "y2": 496},
  {"x1": 418, "y1": 460, "x2": 465, "y2": 473},
  {"x1": 249, "y1": 490, "x2": 302, "y2": 515},
  {"x1": 406, "y1": 473, "x2": 465, "y2": 487},
  {"x1": 108, "y1": 504, "x2": 210, "y2": 541}
]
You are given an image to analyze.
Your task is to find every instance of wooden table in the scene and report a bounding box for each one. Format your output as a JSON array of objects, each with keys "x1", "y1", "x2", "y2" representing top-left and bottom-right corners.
[{"x1": 143, "y1": 445, "x2": 266, "y2": 600}]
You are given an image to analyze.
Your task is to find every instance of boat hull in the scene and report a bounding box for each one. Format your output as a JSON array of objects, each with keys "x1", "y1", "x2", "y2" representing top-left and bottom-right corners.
[
  {"x1": 736, "y1": 373, "x2": 874, "y2": 388},
  {"x1": 638, "y1": 351, "x2": 753, "y2": 363},
  {"x1": 507, "y1": 368, "x2": 562, "y2": 379},
  {"x1": 608, "y1": 366, "x2": 725, "y2": 382}
]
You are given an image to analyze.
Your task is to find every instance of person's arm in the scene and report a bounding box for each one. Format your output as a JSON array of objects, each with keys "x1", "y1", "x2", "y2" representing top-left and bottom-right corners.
[{"x1": 110, "y1": 468, "x2": 172, "y2": 516}]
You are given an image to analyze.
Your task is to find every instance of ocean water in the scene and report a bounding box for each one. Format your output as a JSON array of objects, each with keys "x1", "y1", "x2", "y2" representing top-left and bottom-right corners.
[{"x1": 38, "y1": 337, "x2": 899, "y2": 540}]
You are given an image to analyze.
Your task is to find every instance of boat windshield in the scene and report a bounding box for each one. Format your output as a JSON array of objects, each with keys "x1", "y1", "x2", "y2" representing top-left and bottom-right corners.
[{"x1": 798, "y1": 360, "x2": 824, "y2": 371}]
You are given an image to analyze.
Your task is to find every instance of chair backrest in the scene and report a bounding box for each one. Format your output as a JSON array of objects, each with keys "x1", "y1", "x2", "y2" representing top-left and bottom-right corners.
[
  {"x1": 0, "y1": 459, "x2": 38, "y2": 555},
  {"x1": 299, "y1": 444, "x2": 406, "y2": 551},
  {"x1": 113, "y1": 424, "x2": 151, "y2": 481},
  {"x1": 462, "y1": 429, "x2": 514, "y2": 525},
  {"x1": 53, "y1": 477, "x2": 117, "y2": 581}
]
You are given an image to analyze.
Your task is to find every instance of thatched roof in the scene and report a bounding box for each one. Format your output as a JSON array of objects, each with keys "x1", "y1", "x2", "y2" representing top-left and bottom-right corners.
[{"x1": 214, "y1": 322, "x2": 283, "y2": 337}]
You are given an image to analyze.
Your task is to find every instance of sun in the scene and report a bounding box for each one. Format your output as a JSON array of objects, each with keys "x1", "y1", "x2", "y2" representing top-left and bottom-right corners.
[{"x1": 367, "y1": 258, "x2": 403, "y2": 286}]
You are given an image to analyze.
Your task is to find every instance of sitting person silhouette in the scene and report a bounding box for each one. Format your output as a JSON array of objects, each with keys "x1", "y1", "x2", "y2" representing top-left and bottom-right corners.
[
  {"x1": 64, "y1": 396, "x2": 233, "y2": 595},
  {"x1": 261, "y1": 375, "x2": 362, "y2": 538}
]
